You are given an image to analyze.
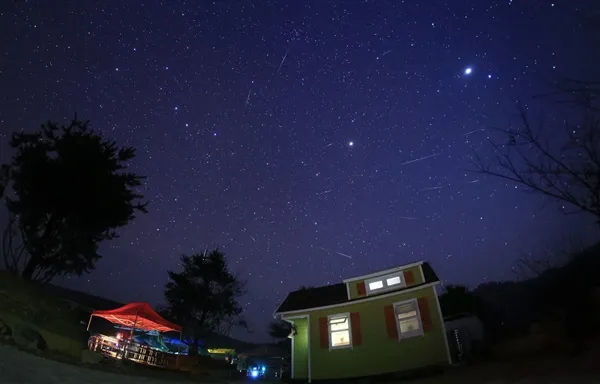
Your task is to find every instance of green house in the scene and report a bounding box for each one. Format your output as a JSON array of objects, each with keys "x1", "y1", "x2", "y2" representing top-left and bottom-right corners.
[{"x1": 274, "y1": 261, "x2": 450, "y2": 382}]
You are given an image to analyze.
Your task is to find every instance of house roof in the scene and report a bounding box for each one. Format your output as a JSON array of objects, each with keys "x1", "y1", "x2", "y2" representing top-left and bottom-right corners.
[
  {"x1": 342, "y1": 261, "x2": 424, "y2": 283},
  {"x1": 275, "y1": 262, "x2": 439, "y2": 314}
]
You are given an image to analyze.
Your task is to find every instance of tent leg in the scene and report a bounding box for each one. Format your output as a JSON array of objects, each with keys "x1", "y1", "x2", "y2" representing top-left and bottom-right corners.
[
  {"x1": 176, "y1": 331, "x2": 183, "y2": 368},
  {"x1": 124, "y1": 312, "x2": 139, "y2": 360},
  {"x1": 86, "y1": 314, "x2": 93, "y2": 331}
]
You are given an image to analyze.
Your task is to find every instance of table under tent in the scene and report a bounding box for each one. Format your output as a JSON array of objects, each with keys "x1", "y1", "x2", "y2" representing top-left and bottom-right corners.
[{"x1": 86, "y1": 302, "x2": 183, "y2": 368}]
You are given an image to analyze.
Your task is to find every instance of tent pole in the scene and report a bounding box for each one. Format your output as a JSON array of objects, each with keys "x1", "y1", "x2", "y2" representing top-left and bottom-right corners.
[
  {"x1": 176, "y1": 330, "x2": 183, "y2": 368},
  {"x1": 125, "y1": 312, "x2": 139, "y2": 360},
  {"x1": 130, "y1": 312, "x2": 139, "y2": 340},
  {"x1": 86, "y1": 314, "x2": 93, "y2": 331}
]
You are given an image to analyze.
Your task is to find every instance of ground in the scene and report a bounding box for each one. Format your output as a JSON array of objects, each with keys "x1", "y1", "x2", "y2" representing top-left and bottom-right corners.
[
  {"x1": 0, "y1": 344, "x2": 240, "y2": 383},
  {"x1": 2, "y1": 342, "x2": 600, "y2": 384}
]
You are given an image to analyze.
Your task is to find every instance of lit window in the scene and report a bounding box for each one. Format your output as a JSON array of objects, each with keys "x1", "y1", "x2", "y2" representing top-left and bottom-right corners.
[
  {"x1": 328, "y1": 315, "x2": 351, "y2": 348},
  {"x1": 369, "y1": 280, "x2": 384, "y2": 290},
  {"x1": 366, "y1": 273, "x2": 404, "y2": 294},
  {"x1": 394, "y1": 300, "x2": 422, "y2": 338}
]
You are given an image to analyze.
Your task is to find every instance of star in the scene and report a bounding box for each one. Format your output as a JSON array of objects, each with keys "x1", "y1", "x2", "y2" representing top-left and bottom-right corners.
[{"x1": 1, "y1": 0, "x2": 593, "y2": 347}]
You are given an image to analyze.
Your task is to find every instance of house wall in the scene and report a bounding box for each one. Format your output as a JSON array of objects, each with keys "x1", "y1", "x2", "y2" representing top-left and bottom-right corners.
[
  {"x1": 300, "y1": 286, "x2": 447, "y2": 380},
  {"x1": 291, "y1": 317, "x2": 309, "y2": 379},
  {"x1": 347, "y1": 265, "x2": 425, "y2": 300}
]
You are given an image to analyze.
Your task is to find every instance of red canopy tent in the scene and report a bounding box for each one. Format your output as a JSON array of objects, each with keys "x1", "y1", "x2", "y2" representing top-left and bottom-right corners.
[{"x1": 88, "y1": 302, "x2": 181, "y2": 333}]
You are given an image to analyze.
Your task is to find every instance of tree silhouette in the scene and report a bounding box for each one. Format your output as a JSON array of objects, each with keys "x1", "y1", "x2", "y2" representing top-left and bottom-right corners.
[
  {"x1": 0, "y1": 117, "x2": 147, "y2": 282},
  {"x1": 473, "y1": 79, "x2": 600, "y2": 225},
  {"x1": 268, "y1": 319, "x2": 292, "y2": 340},
  {"x1": 164, "y1": 249, "x2": 246, "y2": 355},
  {"x1": 439, "y1": 285, "x2": 482, "y2": 317}
]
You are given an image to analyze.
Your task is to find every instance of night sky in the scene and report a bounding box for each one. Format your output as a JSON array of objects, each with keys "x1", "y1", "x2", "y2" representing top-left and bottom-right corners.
[{"x1": 1, "y1": 1, "x2": 599, "y2": 342}]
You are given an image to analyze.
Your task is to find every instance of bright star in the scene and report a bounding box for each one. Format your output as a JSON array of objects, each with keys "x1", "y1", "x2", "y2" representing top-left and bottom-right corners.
[
  {"x1": 348, "y1": 141, "x2": 354, "y2": 147},
  {"x1": 464, "y1": 67, "x2": 472, "y2": 75}
]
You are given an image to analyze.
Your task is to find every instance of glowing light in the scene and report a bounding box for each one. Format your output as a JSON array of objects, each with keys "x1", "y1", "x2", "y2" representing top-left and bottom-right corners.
[
  {"x1": 464, "y1": 67, "x2": 472, "y2": 75},
  {"x1": 348, "y1": 141, "x2": 354, "y2": 147},
  {"x1": 251, "y1": 369, "x2": 259, "y2": 378}
]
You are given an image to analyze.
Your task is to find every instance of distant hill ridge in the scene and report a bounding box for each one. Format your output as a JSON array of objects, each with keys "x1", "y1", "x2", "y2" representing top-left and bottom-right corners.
[{"x1": 42, "y1": 283, "x2": 261, "y2": 351}]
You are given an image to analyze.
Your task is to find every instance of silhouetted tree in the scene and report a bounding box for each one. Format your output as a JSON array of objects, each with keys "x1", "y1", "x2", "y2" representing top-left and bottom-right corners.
[
  {"x1": 298, "y1": 285, "x2": 314, "y2": 291},
  {"x1": 473, "y1": 79, "x2": 600, "y2": 225},
  {"x1": 268, "y1": 320, "x2": 292, "y2": 340},
  {"x1": 439, "y1": 285, "x2": 483, "y2": 317},
  {"x1": 164, "y1": 249, "x2": 246, "y2": 355},
  {"x1": 0, "y1": 117, "x2": 147, "y2": 282}
]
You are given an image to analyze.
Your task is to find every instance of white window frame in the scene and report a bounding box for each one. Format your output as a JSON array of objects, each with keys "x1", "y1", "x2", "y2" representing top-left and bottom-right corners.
[
  {"x1": 327, "y1": 313, "x2": 352, "y2": 350},
  {"x1": 365, "y1": 272, "x2": 405, "y2": 295},
  {"x1": 393, "y1": 298, "x2": 424, "y2": 340}
]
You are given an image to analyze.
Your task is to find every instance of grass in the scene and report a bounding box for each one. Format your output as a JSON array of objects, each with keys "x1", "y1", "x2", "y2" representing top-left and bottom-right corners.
[{"x1": 0, "y1": 270, "x2": 88, "y2": 356}]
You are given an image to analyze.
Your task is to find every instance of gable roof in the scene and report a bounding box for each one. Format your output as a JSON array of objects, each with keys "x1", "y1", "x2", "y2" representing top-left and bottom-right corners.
[
  {"x1": 342, "y1": 261, "x2": 425, "y2": 283},
  {"x1": 275, "y1": 262, "x2": 439, "y2": 314}
]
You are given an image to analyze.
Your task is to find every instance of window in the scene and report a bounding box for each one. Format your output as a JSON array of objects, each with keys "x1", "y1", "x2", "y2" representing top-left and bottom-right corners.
[
  {"x1": 328, "y1": 314, "x2": 351, "y2": 348},
  {"x1": 394, "y1": 299, "x2": 423, "y2": 339},
  {"x1": 368, "y1": 280, "x2": 384, "y2": 290},
  {"x1": 366, "y1": 273, "x2": 404, "y2": 294}
]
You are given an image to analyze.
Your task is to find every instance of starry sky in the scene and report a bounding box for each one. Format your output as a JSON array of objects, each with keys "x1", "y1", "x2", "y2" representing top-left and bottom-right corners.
[{"x1": 1, "y1": 1, "x2": 599, "y2": 342}]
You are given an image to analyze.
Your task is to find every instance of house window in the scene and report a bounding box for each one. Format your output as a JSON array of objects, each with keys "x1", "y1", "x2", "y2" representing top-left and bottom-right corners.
[
  {"x1": 394, "y1": 299, "x2": 423, "y2": 338},
  {"x1": 366, "y1": 273, "x2": 403, "y2": 294},
  {"x1": 368, "y1": 280, "x2": 384, "y2": 290},
  {"x1": 328, "y1": 314, "x2": 351, "y2": 348}
]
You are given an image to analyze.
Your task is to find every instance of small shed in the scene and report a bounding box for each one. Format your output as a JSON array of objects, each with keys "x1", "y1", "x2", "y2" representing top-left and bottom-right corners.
[{"x1": 443, "y1": 313, "x2": 485, "y2": 364}]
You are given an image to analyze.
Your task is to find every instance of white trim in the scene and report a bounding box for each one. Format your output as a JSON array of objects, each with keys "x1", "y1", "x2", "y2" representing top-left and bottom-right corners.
[
  {"x1": 290, "y1": 323, "x2": 295, "y2": 379},
  {"x1": 307, "y1": 314, "x2": 311, "y2": 383},
  {"x1": 345, "y1": 283, "x2": 351, "y2": 300},
  {"x1": 342, "y1": 261, "x2": 424, "y2": 283},
  {"x1": 432, "y1": 286, "x2": 452, "y2": 364},
  {"x1": 418, "y1": 264, "x2": 425, "y2": 283},
  {"x1": 393, "y1": 298, "x2": 424, "y2": 340},
  {"x1": 327, "y1": 313, "x2": 352, "y2": 350},
  {"x1": 276, "y1": 281, "x2": 440, "y2": 316}
]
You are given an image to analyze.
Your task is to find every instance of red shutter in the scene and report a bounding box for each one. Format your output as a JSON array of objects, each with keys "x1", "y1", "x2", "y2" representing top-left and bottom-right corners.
[
  {"x1": 350, "y1": 312, "x2": 362, "y2": 346},
  {"x1": 318, "y1": 317, "x2": 329, "y2": 348},
  {"x1": 356, "y1": 281, "x2": 366, "y2": 296},
  {"x1": 418, "y1": 297, "x2": 433, "y2": 331},
  {"x1": 384, "y1": 305, "x2": 398, "y2": 339},
  {"x1": 403, "y1": 270, "x2": 415, "y2": 286}
]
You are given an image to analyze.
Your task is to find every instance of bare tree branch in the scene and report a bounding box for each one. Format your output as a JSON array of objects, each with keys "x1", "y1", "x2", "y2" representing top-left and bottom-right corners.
[
  {"x1": 512, "y1": 234, "x2": 584, "y2": 279},
  {"x1": 472, "y1": 80, "x2": 600, "y2": 225}
]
